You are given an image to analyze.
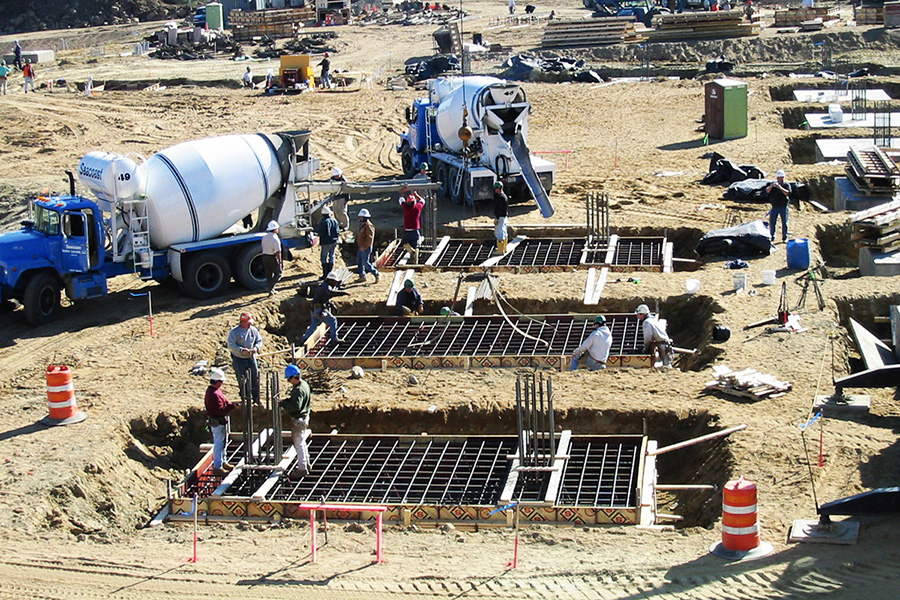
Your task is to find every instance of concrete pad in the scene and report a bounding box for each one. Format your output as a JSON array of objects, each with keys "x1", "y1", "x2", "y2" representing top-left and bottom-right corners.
[
  {"x1": 789, "y1": 519, "x2": 859, "y2": 544},
  {"x1": 813, "y1": 394, "x2": 871, "y2": 412},
  {"x1": 793, "y1": 89, "x2": 891, "y2": 103},
  {"x1": 860, "y1": 247, "x2": 900, "y2": 276},
  {"x1": 805, "y1": 112, "x2": 900, "y2": 129},
  {"x1": 816, "y1": 138, "x2": 900, "y2": 162},
  {"x1": 833, "y1": 177, "x2": 894, "y2": 212},
  {"x1": 1, "y1": 50, "x2": 55, "y2": 64}
]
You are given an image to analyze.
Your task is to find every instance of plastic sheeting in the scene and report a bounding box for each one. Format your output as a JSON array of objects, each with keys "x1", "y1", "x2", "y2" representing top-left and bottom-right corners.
[{"x1": 695, "y1": 220, "x2": 774, "y2": 258}]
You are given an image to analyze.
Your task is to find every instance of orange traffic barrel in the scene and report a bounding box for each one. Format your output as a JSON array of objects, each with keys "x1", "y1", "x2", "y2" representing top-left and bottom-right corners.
[
  {"x1": 41, "y1": 365, "x2": 87, "y2": 426},
  {"x1": 710, "y1": 476, "x2": 772, "y2": 561}
]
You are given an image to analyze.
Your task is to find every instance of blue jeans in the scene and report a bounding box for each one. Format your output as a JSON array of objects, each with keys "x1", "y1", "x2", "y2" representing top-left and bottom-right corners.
[
  {"x1": 231, "y1": 355, "x2": 260, "y2": 403},
  {"x1": 401, "y1": 229, "x2": 420, "y2": 249},
  {"x1": 300, "y1": 307, "x2": 339, "y2": 344},
  {"x1": 320, "y1": 242, "x2": 337, "y2": 267},
  {"x1": 769, "y1": 206, "x2": 788, "y2": 241},
  {"x1": 211, "y1": 423, "x2": 227, "y2": 469},
  {"x1": 570, "y1": 355, "x2": 607, "y2": 371},
  {"x1": 357, "y1": 247, "x2": 379, "y2": 277}
]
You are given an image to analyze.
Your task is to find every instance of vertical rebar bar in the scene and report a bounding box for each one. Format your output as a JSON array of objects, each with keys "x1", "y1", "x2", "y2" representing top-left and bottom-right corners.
[
  {"x1": 547, "y1": 375, "x2": 556, "y2": 464},
  {"x1": 268, "y1": 371, "x2": 282, "y2": 464},
  {"x1": 243, "y1": 376, "x2": 255, "y2": 465}
]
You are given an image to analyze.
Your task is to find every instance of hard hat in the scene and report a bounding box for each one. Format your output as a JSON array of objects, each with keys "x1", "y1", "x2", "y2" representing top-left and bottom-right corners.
[
  {"x1": 326, "y1": 271, "x2": 340, "y2": 281},
  {"x1": 209, "y1": 368, "x2": 226, "y2": 382},
  {"x1": 441, "y1": 306, "x2": 451, "y2": 316},
  {"x1": 324, "y1": 52, "x2": 330, "y2": 57},
  {"x1": 493, "y1": 181, "x2": 503, "y2": 189},
  {"x1": 321, "y1": 206, "x2": 333, "y2": 215},
  {"x1": 284, "y1": 364, "x2": 301, "y2": 379},
  {"x1": 594, "y1": 314, "x2": 607, "y2": 325},
  {"x1": 635, "y1": 304, "x2": 650, "y2": 315},
  {"x1": 266, "y1": 220, "x2": 279, "y2": 231},
  {"x1": 358, "y1": 208, "x2": 371, "y2": 218},
  {"x1": 240, "y1": 311, "x2": 253, "y2": 323},
  {"x1": 332, "y1": 167, "x2": 343, "y2": 177},
  {"x1": 404, "y1": 279, "x2": 414, "y2": 288},
  {"x1": 775, "y1": 169, "x2": 785, "y2": 178},
  {"x1": 419, "y1": 162, "x2": 429, "y2": 171}
]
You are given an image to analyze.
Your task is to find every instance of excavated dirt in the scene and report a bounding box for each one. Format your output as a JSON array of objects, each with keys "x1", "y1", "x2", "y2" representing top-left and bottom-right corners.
[{"x1": 1, "y1": 3, "x2": 900, "y2": 598}]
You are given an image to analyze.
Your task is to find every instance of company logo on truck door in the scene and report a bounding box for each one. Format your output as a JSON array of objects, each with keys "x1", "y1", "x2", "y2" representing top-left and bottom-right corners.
[{"x1": 78, "y1": 163, "x2": 104, "y2": 182}]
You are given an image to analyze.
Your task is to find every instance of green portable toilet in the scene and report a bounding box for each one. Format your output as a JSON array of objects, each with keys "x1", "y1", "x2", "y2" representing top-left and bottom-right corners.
[
  {"x1": 704, "y1": 79, "x2": 748, "y2": 140},
  {"x1": 205, "y1": 2, "x2": 224, "y2": 30}
]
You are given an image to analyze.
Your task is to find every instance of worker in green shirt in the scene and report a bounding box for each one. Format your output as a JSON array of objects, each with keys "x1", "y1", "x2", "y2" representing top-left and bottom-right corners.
[{"x1": 281, "y1": 365, "x2": 312, "y2": 479}]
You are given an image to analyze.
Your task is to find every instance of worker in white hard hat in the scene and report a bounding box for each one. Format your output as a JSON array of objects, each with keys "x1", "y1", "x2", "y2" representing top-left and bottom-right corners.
[
  {"x1": 766, "y1": 169, "x2": 790, "y2": 243},
  {"x1": 330, "y1": 166, "x2": 350, "y2": 230},
  {"x1": 300, "y1": 271, "x2": 349, "y2": 345},
  {"x1": 571, "y1": 315, "x2": 612, "y2": 371},
  {"x1": 635, "y1": 304, "x2": 674, "y2": 369},
  {"x1": 280, "y1": 365, "x2": 312, "y2": 479},
  {"x1": 355, "y1": 208, "x2": 380, "y2": 284},
  {"x1": 204, "y1": 368, "x2": 237, "y2": 477},
  {"x1": 227, "y1": 312, "x2": 263, "y2": 404},
  {"x1": 317, "y1": 205, "x2": 341, "y2": 279},
  {"x1": 261, "y1": 220, "x2": 282, "y2": 296}
]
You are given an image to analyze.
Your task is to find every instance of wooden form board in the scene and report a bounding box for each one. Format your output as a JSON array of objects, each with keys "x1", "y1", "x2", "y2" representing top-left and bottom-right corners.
[
  {"x1": 386, "y1": 269, "x2": 414, "y2": 307},
  {"x1": 583, "y1": 266, "x2": 609, "y2": 305}
]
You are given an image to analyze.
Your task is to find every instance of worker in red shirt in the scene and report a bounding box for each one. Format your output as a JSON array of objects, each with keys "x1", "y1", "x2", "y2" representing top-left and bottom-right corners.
[
  {"x1": 22, "y1": 59, "x2": 35, "y2": 93},
  {"x1": 204, "y1": 368, "x2": 237, "y2": 477},
  {"x1": 398, "y1": 185, "x2": 425, "y2": 263}
]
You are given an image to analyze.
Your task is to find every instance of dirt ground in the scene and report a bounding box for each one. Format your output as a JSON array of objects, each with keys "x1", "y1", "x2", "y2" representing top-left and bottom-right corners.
[{"x1": 1, "y1": 3, "x2": 900, "y2": 599}]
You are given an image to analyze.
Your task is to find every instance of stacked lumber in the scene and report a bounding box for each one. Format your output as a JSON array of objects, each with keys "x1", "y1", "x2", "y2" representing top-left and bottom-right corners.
[
  {"x1": 846, "y1": 146, "x2": 900, "y2": 195},
  {"x1": 541, "y1": 17, "x2": 639, "y2": 48},
  {"x1": 774, "y1": 7, "x2": 839, "y2": 27},
  {"x1": 849, "y1": 199, "x2": 900, "y2": 254},
  {"x1": 855, "y1": 6, "x2": 883, "y2": 24},
  {"x1": 646, "y1": 10, "x2": 758, "y2": 42},
  {"x1": 706, "y1": 365, "x2": 792, "y2": 400},
  {"x1": 230, "y1": 8, "x2": 316, "y2": 40}
]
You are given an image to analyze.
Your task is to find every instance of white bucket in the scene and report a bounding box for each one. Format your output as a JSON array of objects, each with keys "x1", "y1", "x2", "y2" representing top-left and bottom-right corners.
[
  {"x1": 685, "y1": 279, "x2": 700, "y2": 295},
  {"x1": 761, "y1": 269, "x2": 776, "y2": 286},
  {"x1": 732, "y1": 272, "x2": 748, "y2": 291}
]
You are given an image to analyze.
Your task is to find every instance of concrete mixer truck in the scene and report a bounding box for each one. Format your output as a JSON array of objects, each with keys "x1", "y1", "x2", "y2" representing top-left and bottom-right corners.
[
  {"x1": 0, "y1": 130, "x2": 321, "y2": 325},
  {"x1": 397, "y1": 76, "x2": 555, "y2": 218}
]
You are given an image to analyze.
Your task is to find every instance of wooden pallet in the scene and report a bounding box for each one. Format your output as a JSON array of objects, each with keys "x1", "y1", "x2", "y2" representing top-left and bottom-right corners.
[
  {"x1": 705, "y1": 365, "x2": 791, "y2": 401},
  {"x1": 541, "y1": 17, "x2": 636, "y2": 48},
  {"x1": 774, "y1": 7, "x2": 839, "y2": 27}
]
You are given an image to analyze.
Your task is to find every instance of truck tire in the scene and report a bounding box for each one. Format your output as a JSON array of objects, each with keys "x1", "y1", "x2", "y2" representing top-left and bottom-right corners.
[
  {"x1": 400, "y1": 145, "x2": 417, "y2": 179},
  {"x1": 462, "y1": 175, "x2": 474, "y2": 207},
  {"x1": 233, "y1": 244, "x2": 267, "y2": 290},
  {"x1": 23, "y1": 272, "x2": 61, "y2": 325},
  {"x1": 436, "y1": 162, "x2": 451, "y2": 201},
  {"x1": 181, "y1": 251, "x2": 232, "y2": 299}
]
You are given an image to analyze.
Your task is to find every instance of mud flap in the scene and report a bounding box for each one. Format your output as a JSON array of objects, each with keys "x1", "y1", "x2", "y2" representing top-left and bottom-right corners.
[{"x1": 508, "y1": 132, "x2": 555, "y2": 218}]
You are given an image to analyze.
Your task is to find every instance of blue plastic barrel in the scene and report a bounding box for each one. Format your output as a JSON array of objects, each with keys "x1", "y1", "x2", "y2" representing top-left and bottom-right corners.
[{"x1": 786, "y1": 238, "x2": 811, "y2": 270}]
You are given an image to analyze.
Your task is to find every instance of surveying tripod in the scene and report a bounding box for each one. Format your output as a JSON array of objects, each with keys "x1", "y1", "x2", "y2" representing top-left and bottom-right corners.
[{"x1": 793, "y1": 263, "x2": 827, "y2": 311}]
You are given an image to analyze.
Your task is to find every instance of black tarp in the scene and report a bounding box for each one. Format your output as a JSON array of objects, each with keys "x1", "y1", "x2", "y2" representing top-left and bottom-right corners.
[
  {"x1": 700, "y1": 152, "x2": 765, "y2": 186},
  {"x1": 695, "y1": 220, "x2": 773, "y2": 258},
  {"x1": 724, "y1": 179, "x2": 812, "y2": 203}
]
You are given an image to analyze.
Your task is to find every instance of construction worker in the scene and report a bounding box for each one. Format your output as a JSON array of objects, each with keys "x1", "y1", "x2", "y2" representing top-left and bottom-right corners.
[
  {"x1": 635, "y1": 304, "x2": 674, "y2": 369},
  {"x1": 766, "y1": 169, "x2": 790, "y2": 243},
  {"x1": 242, "y1": 65, "x2": 253, "y2": 89},
  {"x1": 204, "y1": 368, "x2": 237, "y2": 477},
  {"x1": 317, "y1": 205, "x2": 340, "y2": 279},
  {"x1": 280, "y1": 365, "x2": 312, "y2": 479},
  {"x1": 0, "y1": 61, "x2": 9, "y2": 96},
  {"x1": 300, "y1": 272, "x2": 348, "y2": 345},
  {"x1": 396, "y1": 278, "x2": 424, "y2": 316},
  {"x1": 227, "y1": 312, "x2": 263, "y2": 405},
  {"x1": 399, "y1": 185, "x2": 425, "y2": 263},
  {"x1": 570, "y1": 315, "x2": 612, "y2": 371},
  {"x1": 440, "y1": 306, "x2": 461, "y2": 317},
  {"x1": 356, "y1": 208, "x2": 380, "y2": 284},
  {"x1": 413, "y1": 162, "x2": 431, "y2": 181},
  {"x1": 493, "y1": 181, "x2": 509, "y2": 255},
  {"x1": 12, "y1": 40, "x2": 22, "y2": 71},
  {"x1": 22, "y1": 59, "x2": 34, "y2": 93},
  {"x1": 330, "y1": 167, "x2": 350, "y2": 230},
  {"x1": 261, "y1": 220, "x2": 282, "y2": 296},
  {"x1": 318, "y1": 52, "x2": 331, "y2": 89}
]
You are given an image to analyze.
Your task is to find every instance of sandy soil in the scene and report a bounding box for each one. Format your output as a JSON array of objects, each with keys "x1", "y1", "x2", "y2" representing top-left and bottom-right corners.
[{"x1": 1, "y1": 5, "x2": 900, "y2": 599}]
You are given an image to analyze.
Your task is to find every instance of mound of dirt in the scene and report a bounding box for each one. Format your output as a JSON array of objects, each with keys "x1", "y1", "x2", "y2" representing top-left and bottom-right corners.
[{"x1": 0, "y1": 0, "x2": 185, "y2": 34}]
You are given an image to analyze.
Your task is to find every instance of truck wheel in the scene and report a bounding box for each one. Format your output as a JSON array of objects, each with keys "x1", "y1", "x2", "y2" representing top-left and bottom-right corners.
[
  {"x1": 401, "y1": 145, "x2": 417, "y2": 179},
  {"x1": 182, "y1": 251, "x2": 232, "y2": 299},
  {"x1": 436, "y1": 162, "x2": 451, "y2": 201},
  {"x1": 462, "y1": 175, "x2": 474, "y2": 207},
  {"x1": 234, "y1": 244, "x2": 267, "y2": 290},
  {"x1": 23, "y1": 272, "x2": 61, "y2": 325}
]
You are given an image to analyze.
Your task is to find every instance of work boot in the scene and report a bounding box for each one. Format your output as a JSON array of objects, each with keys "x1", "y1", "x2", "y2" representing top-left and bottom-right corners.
[
  {"x1": 222, "y1": 462, "x2": 235, "y2": 471},
  {"x1": 356, "y1": 274, "x2": 367, "y2": 283},
  {"x1": 212, "y1": 468, "x2": 227, "y2": 477},
  {"x1": 412, "y1": 249, "x2": 419, "y2": 264},
  {"x1": 494, "y1": 240, "x2": 503, "y2": 255},
  {"x1": 501, "y1": 239, "x2": 508, "y2": 253},
  {"x1": 373, "y1": 272, "x2": 380, "y2": 283}
]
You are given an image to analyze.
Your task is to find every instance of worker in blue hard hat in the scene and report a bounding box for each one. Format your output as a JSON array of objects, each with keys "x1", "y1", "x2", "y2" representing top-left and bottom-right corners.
[
  {"x1": 396, "y1": 278, "x2": 424, "y2": 316},
  {"x1": 570, "y1": 315, "x2": 612, "y2": 371},
  {"x1": 280, "y1": 364, "x2": 312, "y2": 479}
]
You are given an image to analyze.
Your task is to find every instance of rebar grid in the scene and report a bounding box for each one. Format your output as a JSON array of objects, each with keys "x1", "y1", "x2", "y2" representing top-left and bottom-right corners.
[
  {"x1": 497, "y1": 239, "x2": 586, "y2": 267},
  {"x1": 307, "y1": 314, "x2": 644, "y2": 359},
  {"x1": 612, "y1": 238, "x2": 662, "y2": 267}
]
